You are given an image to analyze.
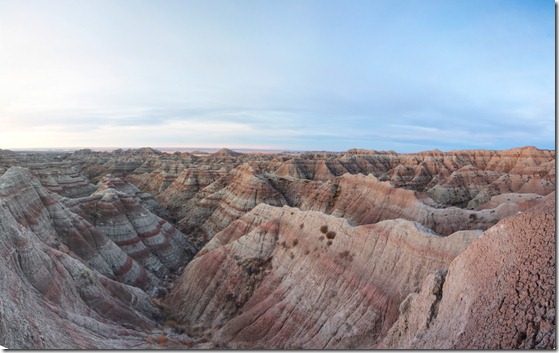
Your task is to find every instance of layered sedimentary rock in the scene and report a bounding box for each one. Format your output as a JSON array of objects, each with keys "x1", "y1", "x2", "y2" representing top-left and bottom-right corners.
[
  {"x1": 164, "y1": 204, "x2": 479, "y2": 348},
  {"x1": 173, "y1": 168, "x2": 537, "y2": 247},
  {"x1": 0, "y1": 146, "x2": 554, "y2": 349},
  {"x1": 178, "y1": 164, "x2": 289, "y2": 246},
  {"x1": 0, "y1": 167, "x2": 162, "y2": 292},
  {"x1": 299, "y1": 173, "x2": 506, "y2": 235},
  {"x1": 380, "y1": 193, "x2": 555, "y2": 349},
  {"x1": 210, "y1": 148, "x2": 242, "y2": 158},
  {"x1": 75, "y1": 148, "x2": 181, "y2": 184},
  {"x1": 0, "y1": 206, "x2": 163, "y2": 349},
  {"x1": 110, "y1": 147, "x2": 551, "y2": 245},
  {"x1": 156, "y1": 167, "x2": 226, "y2": 220},
  {"x1": 125, "y1": 152, "x2": 196, "y2": 196},
  {"x1": 96, "y1": 175, "x2": 170, "y2": 218},
  {"x1": 26, "y1": 163, "x2": 98, "y2": 198},
  {"x1": 0, "y1": 168, "x2": 200, "y2": 349},
  {"x1": 91, "y1": 188, "x2": 195, "y2": 276},
  {"x1": 64, "y1": 187, "x2": 197, "y2": 286},
  {"x1": 0, "y1": 167, "x2": 197, "y2": 295},
  {"x1": 61, "y1": 146, "x2": 554, "y2": 220},
  {"x1": 427, "y1": 162, "x2": 555, "y2": 209}
]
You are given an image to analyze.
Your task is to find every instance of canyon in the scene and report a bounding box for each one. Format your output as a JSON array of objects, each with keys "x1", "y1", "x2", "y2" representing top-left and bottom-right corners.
[{"x1": 0, "y1": 146, "x2": 555, "y2": 349}]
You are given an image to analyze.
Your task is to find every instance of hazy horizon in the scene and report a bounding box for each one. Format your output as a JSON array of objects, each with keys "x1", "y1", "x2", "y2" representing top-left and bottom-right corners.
[
  {"x1": 4, "y1": 144, "x2": 553, "y2": 155},
  {"x1": 0, "y1": 0, "x2": 554, "y2": 152}
]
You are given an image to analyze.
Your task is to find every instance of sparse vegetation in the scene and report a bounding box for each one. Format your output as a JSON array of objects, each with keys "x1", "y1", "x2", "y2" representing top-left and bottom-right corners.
[
  {"x1": 320, "y1": 225, "x2": 328, "y2": 234},
  {"x1": 339, "y1": 250, "x2": 354, "y2": 262},
  {"x1": 326, "y1": 231, "x2": 336, "y2": 239}
]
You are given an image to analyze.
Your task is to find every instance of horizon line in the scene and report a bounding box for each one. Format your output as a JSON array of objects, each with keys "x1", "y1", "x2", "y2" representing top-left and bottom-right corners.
[{"x1": 2, "y1": 145, "x2": 553, "y2": 155}]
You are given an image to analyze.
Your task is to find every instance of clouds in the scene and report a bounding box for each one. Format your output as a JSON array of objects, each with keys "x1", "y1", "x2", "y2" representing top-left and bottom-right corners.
[{"x1": 0, "y1": 0, "x2": 554, "y2": 152}]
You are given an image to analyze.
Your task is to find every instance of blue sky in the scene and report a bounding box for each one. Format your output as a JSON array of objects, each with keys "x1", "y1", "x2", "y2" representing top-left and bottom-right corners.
[{"x1": 0, "y1": 0, "x2": 554, "y2": 152}]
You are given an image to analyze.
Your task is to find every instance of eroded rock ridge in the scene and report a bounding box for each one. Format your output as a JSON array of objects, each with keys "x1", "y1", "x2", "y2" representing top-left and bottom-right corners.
[{"x1": 0, "y1": 146, "x2": 554, "y2": 349}]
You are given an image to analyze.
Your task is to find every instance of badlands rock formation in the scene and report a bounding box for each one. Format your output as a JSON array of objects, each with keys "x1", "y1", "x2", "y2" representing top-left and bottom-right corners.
[
  {"x1": 0, "y1": 168, "x2": 198, "y2": 348},
  {"x1": 164, "y1": 205, "x2": 479, "y2": 348},
  {"x1": 380, "y1": 193, "x2": 555, "y2": 349},
  {"x1": 0, "y1": 167, "x2": 197, "y2": 294},
  {"x1": 66, "y1": 146, "x2": 551, "y2": 239},
  {"x1": 0, "y1": 146, "x2": 555, "y2": 349},
  {"x1": 164, "y1": 163, "x2": 543, "y2": 244}
]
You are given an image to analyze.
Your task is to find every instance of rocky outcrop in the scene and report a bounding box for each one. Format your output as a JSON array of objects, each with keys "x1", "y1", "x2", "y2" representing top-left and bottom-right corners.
[
  {"x1": 0, "y1": 167, "x2": 164, "y2": 292},
  {"x1": 0, "y1": 167, "x2": 197, "y2": 295},
  {"x1": 117, "y1": 147, "x2": 551, "y2": 247},
  {"x1": 380, "y1": 193, "x2": 556, "y2": 349},
  {"x1": 62, "y1": 146, "x2": 554, "y2": 217},
  {"x1": 156, "y1": 167, "x2": 226, "y2": 220},
  {"x1": 174, "y1": 169, "x2": 536, "y2": 247},
  {"x1": 27, "y1": 163, "x2": 98, "y2": 198},
  {"x1": 421, "y1": 147, "x2": 554, "y2": 207},
  {"x1": 178, "y1": 164, "x2": 288, "y2": 246},
  {"x1": 299, "y1": 173, "x2": 507, "y2": 235},
  {"x1": 0, "y1": 205, "x2": 164, "y2": 349},
  {"x1": 73, "y1": 189, "x2": 196, "y2": 279},
  {"x1": 125, "y1": 152, "x2": 195, "y2": 195},
  {"x1": 0, "y1": 146, "x2": 554, "y2": 349},
  {"x1": 96, "y1": 175, "x2": 170, "y2": 218},
  {"x1": 210, "y1": 148, "x2": 242, "y2": 158},
  {"x1": 0, "y1": 167, "x2": 202, "y2": 349},
  {"x1": 164, "y1": 204, "x2": 479, "y2": 348},
  {"x1": 475, "y1": 192, "x2": 545, "y2": 211}
]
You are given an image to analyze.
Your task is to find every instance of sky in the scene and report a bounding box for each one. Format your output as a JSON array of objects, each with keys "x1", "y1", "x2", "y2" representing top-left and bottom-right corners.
[{"x1": 0, "y1": 0, "x2": 555, "y2": 152}]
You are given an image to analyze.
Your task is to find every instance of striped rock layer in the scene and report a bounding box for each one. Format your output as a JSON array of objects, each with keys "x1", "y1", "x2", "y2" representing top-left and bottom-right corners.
[
  {"x1": 0, "y1": 146, "x2": 554, "y2": 349},
  {"x1": 0, "y1": 167, "x2": 196, "y2": 294},
  {"x1": 64, "y1": 147, "x2": 554, "y2": 212},
  {"x1": 0, "y1": 171, "x2": 176, "y2": 348},
  {"x1": 164, "y1": 204, "x2": 479, "y2": 348},
  {"x1": 170, "y1": 164, "x2": 545, "y2": 247},
  {"x1": 380, "y1": 193, "x2": 555, "y2": 349},
  {"x1": 96, "y1": 175, "x2": 171, "y2": 219}
]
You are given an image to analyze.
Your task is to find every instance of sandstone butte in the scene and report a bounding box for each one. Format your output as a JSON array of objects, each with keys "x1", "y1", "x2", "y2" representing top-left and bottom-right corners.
[{"x1": 0, "y1": 146, "x2": 554, "y2": 349}]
